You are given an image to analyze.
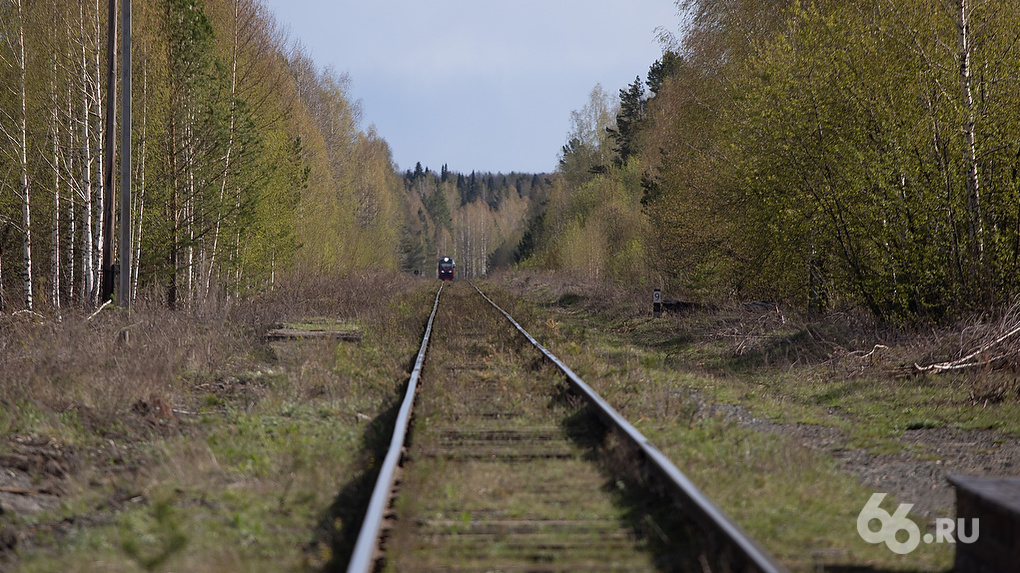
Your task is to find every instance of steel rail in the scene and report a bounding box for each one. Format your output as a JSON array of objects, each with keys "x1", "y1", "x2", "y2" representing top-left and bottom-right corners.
[
  {"x1": 346, "y1": 283, "x2": 444, "y2": 573},
  {"x1": 472, "y1": 283, "x2": 789, "y2": 573}
]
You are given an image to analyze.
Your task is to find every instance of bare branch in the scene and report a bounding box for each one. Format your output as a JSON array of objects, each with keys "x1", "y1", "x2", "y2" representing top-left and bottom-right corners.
[{"x1": 915, "y1": 308, "x2": 1020, "y2": 373}]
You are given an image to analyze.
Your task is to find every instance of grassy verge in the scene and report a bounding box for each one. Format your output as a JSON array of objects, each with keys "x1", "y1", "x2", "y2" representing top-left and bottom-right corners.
[
  {"x1": 483, "y1": 272, "x2": 1020, "y2": 571},
  {"x1": 0, "y1": 274, "x2": 435, "y2": 572}
]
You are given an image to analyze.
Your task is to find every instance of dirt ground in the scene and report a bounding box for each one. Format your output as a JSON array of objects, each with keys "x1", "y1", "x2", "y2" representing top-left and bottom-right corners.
[
  {"x1": 692, "y1": 386, "x2": 1020, "y2": 519},
  {"x1": 0, "y1": 399, "x2": 180, "y2": 560}
]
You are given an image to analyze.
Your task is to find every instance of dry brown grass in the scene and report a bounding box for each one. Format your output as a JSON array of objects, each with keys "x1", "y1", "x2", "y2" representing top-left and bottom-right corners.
[
  {"x1": 1, "y1": 302, "x2": 240, "y2": 434},
  {"x1": 493, "y1": 270, "x2": 1020, "y2": 388},
  {"x1": 0, "y1": 272, "x2": 418, "y2": 432},
  {"x1": 0, "y1": 271, "x2": 435, "y2": 571}
]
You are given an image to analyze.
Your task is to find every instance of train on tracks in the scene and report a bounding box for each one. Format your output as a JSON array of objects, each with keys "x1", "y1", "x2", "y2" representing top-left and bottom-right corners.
[{"x1": 437, "y1": 256, "x2": 455, "y2": 281}]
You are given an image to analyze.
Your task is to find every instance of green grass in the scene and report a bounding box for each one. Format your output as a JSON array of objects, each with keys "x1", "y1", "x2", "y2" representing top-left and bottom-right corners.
[
  {"x1": 638, "y1": 417, "x2": 954, "y2": 571},
  {"x1": 487, "y1": 276, "x2": 974, "y2": 571},
  {"x1": 532, "y1": 293, "x2": 1020, "y2": 449}
]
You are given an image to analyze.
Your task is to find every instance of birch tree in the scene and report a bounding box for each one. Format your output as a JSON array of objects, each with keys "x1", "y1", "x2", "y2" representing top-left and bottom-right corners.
[
  {"x1": 15, "y1": 0, "x2": 31, "y2": 310},
  {"x1": 0, "y1": 0, "x2": 428, "y2": 308},
  {"x1": 955, "y1": 0, "x2": 983, "y2": 262},
  {"x1": 0, "y1": 0, "x2": 33, "y2": 310}
]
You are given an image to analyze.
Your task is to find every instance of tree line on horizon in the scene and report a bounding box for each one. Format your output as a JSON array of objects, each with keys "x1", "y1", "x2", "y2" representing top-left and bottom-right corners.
[
  {"x1": 520, "y1": 0, "x2": 1020, "y2": 322},
  {"x1": 399, "y1": 162, "x2": 551, "y2": 279}
]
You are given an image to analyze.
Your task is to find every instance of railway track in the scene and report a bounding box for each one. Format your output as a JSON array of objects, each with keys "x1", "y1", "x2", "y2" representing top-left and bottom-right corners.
[{"x1": 347, "y1": 281, "x2": 788, "y2": 572}]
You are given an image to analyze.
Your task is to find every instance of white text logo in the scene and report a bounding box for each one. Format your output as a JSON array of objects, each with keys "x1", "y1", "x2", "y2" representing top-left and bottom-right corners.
[{"x1": 857, "y1": 493, "x2": 979, "y2": 554}]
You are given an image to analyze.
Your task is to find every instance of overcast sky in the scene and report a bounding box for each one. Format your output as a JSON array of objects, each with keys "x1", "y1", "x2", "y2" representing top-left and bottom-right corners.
[{"x1": 262, "y1": 0, "x2": 681, "y2": 174}]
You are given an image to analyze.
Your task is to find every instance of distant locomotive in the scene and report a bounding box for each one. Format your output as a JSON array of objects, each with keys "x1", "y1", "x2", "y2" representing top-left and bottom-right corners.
[{"x1": 437, "y1": 256, "x2": 455, "y2": 281}]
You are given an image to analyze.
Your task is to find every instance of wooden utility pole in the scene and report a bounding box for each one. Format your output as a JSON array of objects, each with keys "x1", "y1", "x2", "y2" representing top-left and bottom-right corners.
[{"x1": 101, "y1": 0, "x2": 117, "y2": 303}]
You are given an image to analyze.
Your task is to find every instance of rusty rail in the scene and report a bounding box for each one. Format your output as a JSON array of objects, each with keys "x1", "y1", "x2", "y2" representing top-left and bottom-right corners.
[
  {"x1": 473, "y1": 284, "x2": 788, "y2": 573},
  {"x1": 346, "y1": 282, "x2": 444, "y2": 573},
  {"x1": 347, "y1": 281, "x2": 787, "y2": 572}
]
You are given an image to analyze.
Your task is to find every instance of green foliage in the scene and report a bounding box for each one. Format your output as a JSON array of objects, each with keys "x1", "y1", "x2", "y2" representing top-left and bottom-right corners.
[
  {"x1": 165, "y1": 0, "x2": 215, "y2": 83},
  {"x1": 646, "y1": 50, "x2": 681, "y2": 96},
  {"x1": 607, "y1": 77, "x2": 647, "y2": 164},
  {"x1": 558, "y1": 84, "x2": 617, "y2": 187},
  {"x1": 120, "y1": 500, "x2": 189, "y2": 571},
  {"x1": 0, "y1": 0, "x2": 420, "y2": 309},
  {"x1": 714, "y1": 0, "x2": 1020, "y2": 318},
  {"x1": 423, "y1": 187, "x2": 453, "y2": 232},
  {"x1": 523, "y1": 0, "x2": 1020, "y2": 320},
  {"x1": 519, "y1": 84, "x2": 651, "y2": 284},
  {"x1": 399, "y1": 166, "x2": 547, "y2": 278}
]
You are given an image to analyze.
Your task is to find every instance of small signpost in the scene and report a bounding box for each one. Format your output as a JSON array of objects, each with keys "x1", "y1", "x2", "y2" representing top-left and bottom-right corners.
[{"x1": 653, "y1": 289, "x2": 662, "y2": 318}]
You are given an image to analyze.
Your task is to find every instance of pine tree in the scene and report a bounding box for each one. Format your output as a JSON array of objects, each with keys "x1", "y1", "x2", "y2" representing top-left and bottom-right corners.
[
  {"x1": 608, "y1": 76, "x2": 646, "y2": 164},
  {"x1": 646, "y1": 50, "x2": 681, "y2": 96}
]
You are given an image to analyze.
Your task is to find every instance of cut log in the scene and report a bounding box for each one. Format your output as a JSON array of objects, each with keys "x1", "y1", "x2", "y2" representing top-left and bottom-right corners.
[{"x1": 265, "y1": 328, "x2": 363, "y2": 341}]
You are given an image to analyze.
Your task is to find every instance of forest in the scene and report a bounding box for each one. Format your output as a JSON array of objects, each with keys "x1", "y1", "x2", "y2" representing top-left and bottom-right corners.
[
  {"x1": 398, "y1": 163, "x2": 551, "y2": 279},
  {"x1": 5, "y1": 0, "x2": 1020, "y2": 323},
  {"x1": 526, "y1": 0, "x2": 1020, "y2": 322},
  {"x1": 0, "y1": 0, "x2": 412, "y2": 312},
  {"x1": 0, "y1": 0, "x2": 554, "y2": 313}
]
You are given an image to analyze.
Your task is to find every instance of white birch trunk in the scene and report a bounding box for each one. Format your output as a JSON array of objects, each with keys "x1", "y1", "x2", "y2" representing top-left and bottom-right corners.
[
  {"x1": 91, "y1": 0, "x2": 105, "y2": 302},
  {"x1": 186, "y1": 113, "x2": 195, "y2": 305},
  {"x1": 66, "y1": 69, "x2": 76, "y2": 303},
  {"x1": 16, "y1": 0, "x2": 33, "y2": 310},
  {"x1": 207, "y1": 0, "x2": 240, "y2": 300},
  {"x1": 481, "y1": 212, "x2": 488, "y2": 277},
  {"x1": 80, "y1": 2, "x2": 95, "y2": 306},
  {"x1": 957, "y1": 0, "x2": 983, "y2": 260},
  {"x1": 132, "y1": 64, "x2": 147, "y2": 304},
  {"x1": 51, "y1": 73, "x2": 61, "y2": 309}
]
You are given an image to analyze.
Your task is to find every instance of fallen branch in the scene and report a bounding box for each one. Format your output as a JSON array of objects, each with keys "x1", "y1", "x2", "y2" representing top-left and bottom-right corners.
[
  {"x1": 847, "y1": 344, "x2": 889, "y2": 359},
  {"x1": 87, "y1": 300, "x2": 112, "y2": 321},
  {"x1": 0, "y1": 486, "x2": 55, "y2": 496},
  {"x1": 915, "y1": 321, "x2": 1020, "y2": 373},
  {"x1": 11, "y1": 309, "x2": 45, "y2": 322}
]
